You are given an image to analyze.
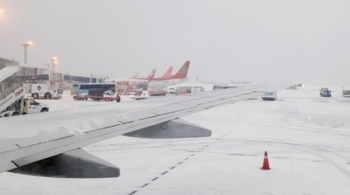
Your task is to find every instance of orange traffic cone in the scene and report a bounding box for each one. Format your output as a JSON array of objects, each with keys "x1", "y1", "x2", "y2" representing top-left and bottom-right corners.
[{"x1": 261, "y1": 151, "x2": 270, "y2": 170}]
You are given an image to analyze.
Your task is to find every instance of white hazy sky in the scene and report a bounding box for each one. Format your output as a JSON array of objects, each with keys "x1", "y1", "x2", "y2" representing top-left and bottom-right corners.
[{"x1": 0, "y1": 0, "x2": 349, "y2": 84}]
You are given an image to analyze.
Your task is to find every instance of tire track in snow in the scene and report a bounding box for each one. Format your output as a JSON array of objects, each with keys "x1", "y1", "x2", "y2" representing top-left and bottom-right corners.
[
  {"x1": 126, "y1": 126, "x2": 239, "y2": 195},
  {"x1": 186, "y1": 115, "x2": 350, "y2": 136},
  {"x1": 217, "y1": 137, "x2": 350, "y2": 178}
]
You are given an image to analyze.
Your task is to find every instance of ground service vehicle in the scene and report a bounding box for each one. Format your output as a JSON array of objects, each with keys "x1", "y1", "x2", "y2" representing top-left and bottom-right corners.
[
  {"x1": 261, "y1": 92, "x2": 277, "y2": 101},
  {"x1": 73, "y1": 93, "x2": 88, "y2": 100},
  {"x1": 72, "y1": 83, "x2": 115, "y2": 95},
  {"x1": 148, "y1": 86, "x2": 167, "y2": 96},
  {"x1": 175, "y1": 86, "x2": 204, "y2": 95},
  {"x1": 320, "y1": 88, "x2": 331, "y2": 97},
  {"x1": 167, "y1": 87, "x2": 176, "y2": 94},
  {"x1": 342, "y1": 86, "x2": 350, "y2": 97},
  {"x1": 24, "y1": 83, "x2": 62, "y2": 99},
  {"x1": 88, "y1": 89, "x2": 118, "y2": 101},
  {"x1": 1, "y1": 98, "x2": 49, "y2": 118}
]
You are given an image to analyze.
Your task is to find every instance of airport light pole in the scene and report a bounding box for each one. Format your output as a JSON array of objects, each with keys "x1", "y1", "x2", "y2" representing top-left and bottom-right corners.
[
  {"x1": 50, "y1": 57, "x2": 58, "y2": 86},
  {"x1": 51, "y1": 57, "x2": 58, "y2": 73},
  {"x1": 21, "y1": 41, "x2": 33, "y2": 76}
]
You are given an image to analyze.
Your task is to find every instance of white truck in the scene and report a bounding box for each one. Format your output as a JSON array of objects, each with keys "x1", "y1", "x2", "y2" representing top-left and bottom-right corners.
[
  {"x1": 167, "y1": 87, "x2": 177, "y2": 94},
  {"x1": 0, "y1": 83, "x2": 49, "y2": 117},
  {"x1": 24, "y1": 83, "x2": 63, "y2": 99},
  {"x1": 342, "y1": 86, "x2": 350, "y2": 97},
  {"x1": 1, "y1": 98, "x2": 50, "y2": 117},
  {"x1": 175, "y1": 86, "x2": 204, "y2": 95},
  {"x1": 148, "y1": 86, "x2": 167, "y2": 96},
  {"x1": 87, "y1": 89, "x2": 119, "y2": 101}
]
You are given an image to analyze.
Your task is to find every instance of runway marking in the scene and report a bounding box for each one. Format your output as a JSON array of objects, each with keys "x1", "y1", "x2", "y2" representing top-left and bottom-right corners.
[{"x1": 125, "y1": 127, "x2": 240, "y2": 195}]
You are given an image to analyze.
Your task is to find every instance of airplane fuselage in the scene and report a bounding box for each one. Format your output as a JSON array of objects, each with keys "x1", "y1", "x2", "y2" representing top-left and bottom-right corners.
[
  {"x1": 105, "y1": 78, "x2": 147, "y2": 87},
  {"x1": 148, "y1": 78, "x2": 188, "y2": 87}
]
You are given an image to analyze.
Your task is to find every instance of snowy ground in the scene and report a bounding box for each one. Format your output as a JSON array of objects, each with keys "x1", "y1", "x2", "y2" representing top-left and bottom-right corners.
[{"x1": 1, "y1": 84, "x2": 350, "y2": 195}]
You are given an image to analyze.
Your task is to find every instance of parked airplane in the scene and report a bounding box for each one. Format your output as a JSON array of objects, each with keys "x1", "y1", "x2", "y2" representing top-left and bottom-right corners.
[
  {"x1": 137, "y1": 66, "x2": 173, "y2": 80},
  {"x1": 148, "y1": 61, "x2": 190, "y2": 86},
  {"x1": 196, "y1": 75, "x2": 212, "y2": 84},
  {"x1": 108, "y1": 61, "x2": 188, "y2": 87},
  {"x1": 0, "y1": 82, "x2": 290, "y2": 178},
  {"x1": 131, "y1": 72, "x2": 138, "y2": 79},
  {"x1": 133, "y1": 66, "x2": 173, "y2": 90},
  {"x1": 105, "y1": 69, "x2": 156, "y2": 87},
  {"x1": 196, "y1": 75, "x2": 249, "y2": 86},
  {"x1": 161, "y1": 66, "x2": 173, "y2": 78}
]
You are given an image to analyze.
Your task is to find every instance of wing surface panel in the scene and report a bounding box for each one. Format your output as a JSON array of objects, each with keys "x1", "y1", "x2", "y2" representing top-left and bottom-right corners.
[{"x1": 0, "y1": 139, "x2": 20, "y2": 153}]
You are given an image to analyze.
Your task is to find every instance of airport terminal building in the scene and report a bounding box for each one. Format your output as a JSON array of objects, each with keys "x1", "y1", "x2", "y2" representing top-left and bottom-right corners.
[{"x1": 1, "y1": 72, "x2": 105, "y2": 92}]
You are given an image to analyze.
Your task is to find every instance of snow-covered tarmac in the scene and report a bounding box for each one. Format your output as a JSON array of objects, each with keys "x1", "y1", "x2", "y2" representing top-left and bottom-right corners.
[{"x1": 1, "y1": 84, "x2": 350, "y2": 195}]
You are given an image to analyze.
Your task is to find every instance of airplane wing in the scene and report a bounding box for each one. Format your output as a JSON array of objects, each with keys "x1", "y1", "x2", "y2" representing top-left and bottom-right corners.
[{"x1": 0, "y1": 83, "x2": 291, "y2": 178}]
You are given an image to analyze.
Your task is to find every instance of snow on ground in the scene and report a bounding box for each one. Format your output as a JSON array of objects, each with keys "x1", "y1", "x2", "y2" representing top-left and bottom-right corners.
[{"x1": 1, "y1": 84, "x2": 350, "y2": 195}]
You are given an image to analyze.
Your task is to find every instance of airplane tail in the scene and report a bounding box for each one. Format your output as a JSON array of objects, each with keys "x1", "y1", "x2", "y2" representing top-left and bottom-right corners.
[
  {"x1": 161, "y1": 67, "x2": 173, "y2": 78},
  {"x1": 146, "y1": 69, "x2": 156, "y2": 81},
  {"x1": 172, "y1": 61, "x2": 190, "y2": 79},
  {"x1": 132, "y1": 72, "x2": 138, "y2": 79}
]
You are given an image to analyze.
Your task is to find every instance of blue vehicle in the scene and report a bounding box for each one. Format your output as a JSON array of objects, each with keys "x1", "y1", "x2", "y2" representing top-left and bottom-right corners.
[
  {"x1": 320, "y1": 88, "x2": 331, "y2": 97},
  {"x1": 72, "y1": 83, "x2": 115, "y2": 95},
  {"x1": 213, "y1": 84, "x2": 237, "y2": 90},
  {"x1": 261, "y1": 92, "x2": 277, "y2": 101}
]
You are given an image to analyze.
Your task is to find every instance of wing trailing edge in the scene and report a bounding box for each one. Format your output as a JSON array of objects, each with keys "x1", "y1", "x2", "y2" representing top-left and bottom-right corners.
[{"x1": 123, "y1": 118, "x2": 211, "y2": 139}]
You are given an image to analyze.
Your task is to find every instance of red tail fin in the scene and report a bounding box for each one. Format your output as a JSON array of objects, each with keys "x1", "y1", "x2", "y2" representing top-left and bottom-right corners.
[
  {"x1": 172, "y1": 61, "x2": 190, "y2": 79},
  {"x1": 146, "y1": 69, "x2": 156, "y2": 81},
  {"x1": 161, "y1": 67, "x2": 173, "y2": 78}
]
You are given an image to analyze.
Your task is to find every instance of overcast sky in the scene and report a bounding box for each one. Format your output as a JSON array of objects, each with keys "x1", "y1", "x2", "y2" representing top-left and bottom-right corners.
[{"x1": 0, "y1": 0, "x2": 349, "y2": 84}]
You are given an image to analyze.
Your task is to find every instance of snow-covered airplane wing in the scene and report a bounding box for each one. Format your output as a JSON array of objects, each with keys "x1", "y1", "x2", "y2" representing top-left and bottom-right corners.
[{"x1": 0, "y1": 84, "x2": 290, "y2": 178}]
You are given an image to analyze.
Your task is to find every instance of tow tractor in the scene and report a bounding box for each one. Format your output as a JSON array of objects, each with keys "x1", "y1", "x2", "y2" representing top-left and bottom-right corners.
[
  {"x1": 73, "y1": 92, "x2": 88, "y2": 101},
  {"x1": 89, "y1": 90, "x2": 118, "y2": 101},
  {"x1": 320, "y1": 88, "x2": 332, "y2": 97}
]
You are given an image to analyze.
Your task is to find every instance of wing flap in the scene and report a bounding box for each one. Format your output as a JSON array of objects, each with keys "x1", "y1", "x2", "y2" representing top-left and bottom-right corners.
[
  {"x1": 11, "y1": 148, "x2": 120, "y2": 178},
  {"x1": 124, "y1": 118, "x2": 212, "y2": 139}
]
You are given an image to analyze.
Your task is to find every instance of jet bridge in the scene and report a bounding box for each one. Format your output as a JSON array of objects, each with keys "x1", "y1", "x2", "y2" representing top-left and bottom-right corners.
[{"x1": 0, "y1": 57, "x2": 50, "y2": 83}]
